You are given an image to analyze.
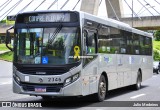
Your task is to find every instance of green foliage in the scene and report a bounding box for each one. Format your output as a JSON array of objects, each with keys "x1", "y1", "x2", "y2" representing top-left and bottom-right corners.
[
  {"x1": 154, "y1": 30, "x2": 160, "y2": 41},
  {"x1": 0, "y1": 44, "x2": 10, "y2": 51},
  {"x1": 0, "y1": 19, "x2": 15, "y2": 24},
  {"x1": 153, "y1": 40, "x2": 160, "y2": 51},
  {"x1": 0, "y1": 20, "x2": 6, "y2": 23},
  {"x1": 153, "y1": 40, "x2": 160, "y2": 61},
  {"x1": 153, "y1": 50, "x2": 160, "y2": 61}
]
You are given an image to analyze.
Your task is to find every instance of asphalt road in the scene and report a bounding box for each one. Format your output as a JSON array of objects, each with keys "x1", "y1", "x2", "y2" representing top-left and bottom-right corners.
[{"x1": 0, "y1": 60, "x2": 160, "y2": 110}]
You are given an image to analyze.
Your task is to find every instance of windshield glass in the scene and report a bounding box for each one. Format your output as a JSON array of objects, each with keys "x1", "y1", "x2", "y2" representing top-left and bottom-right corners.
[{"x1": 15, "y1": 27, "x2": 81, "y2": 65}]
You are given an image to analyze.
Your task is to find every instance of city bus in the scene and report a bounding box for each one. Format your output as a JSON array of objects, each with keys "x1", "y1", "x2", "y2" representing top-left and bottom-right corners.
[{"x1": 6, "y1": 10, "x2": 153, "y2": 102}]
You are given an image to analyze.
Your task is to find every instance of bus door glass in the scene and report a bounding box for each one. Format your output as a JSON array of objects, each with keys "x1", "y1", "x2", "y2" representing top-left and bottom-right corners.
[{"x1": 83, "y1": 29, "x2": 97, "y2": 66}]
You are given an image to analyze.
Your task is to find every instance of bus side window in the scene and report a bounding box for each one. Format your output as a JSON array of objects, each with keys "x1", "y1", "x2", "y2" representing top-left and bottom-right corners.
[
  {"x1": 86, "y1": 31, "x2": 96, "y2": 54},
  {"x1": 98, "y1": 26, "x2": 110, "y2": 53}
]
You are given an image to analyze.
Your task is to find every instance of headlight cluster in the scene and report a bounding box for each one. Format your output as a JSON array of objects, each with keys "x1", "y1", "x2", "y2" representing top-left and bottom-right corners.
[
  {"x1": 15, "y1": 75, "x2": 21, "y2": 84},
  {"x1": 64, "y1": 72, "x2": 80, "y2": 87},
  {"x1": 13, "y1": 74, "x2": 21, "y2": 84},
  {"x1": 13, "y1": 66, "x2": 21, "y2": 84}
]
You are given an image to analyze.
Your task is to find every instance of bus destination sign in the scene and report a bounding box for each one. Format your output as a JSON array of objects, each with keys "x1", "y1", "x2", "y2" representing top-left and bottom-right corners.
[{"x1": 25, "y1": 13, "x2": 71, "y2": 23}]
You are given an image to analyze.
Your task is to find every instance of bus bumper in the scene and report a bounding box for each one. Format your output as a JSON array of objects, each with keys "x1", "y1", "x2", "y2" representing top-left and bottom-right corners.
[{"x1": 13, "y1": 78, "x2": 82, "y2": 97}]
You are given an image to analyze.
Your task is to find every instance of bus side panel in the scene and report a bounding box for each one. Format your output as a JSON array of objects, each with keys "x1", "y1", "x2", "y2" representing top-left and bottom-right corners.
[
  {"x1": 131, "y1": 55, "x2": 141, "y2": 84},
  {"x1": 141, "y1": 56, "x2": 153, "y2": 81},
  {"x1": 98, "y1": 54, "x2": 118, "y2": 90},
  {"x1": 107, "y1": 72, "x2": 118, "y2": 90},
  {"x1": 122, "y1": 55, "x2": 132, "y2": 87},
  {"x1": 117, "y1": 55, "x2": 132, "y2": 88},
  {"x1": 131, "y1": 55, "x2": 153, "y2": 85},
  {"x1": 82, "y1": 57, "x2": 99, "y2": 95}
]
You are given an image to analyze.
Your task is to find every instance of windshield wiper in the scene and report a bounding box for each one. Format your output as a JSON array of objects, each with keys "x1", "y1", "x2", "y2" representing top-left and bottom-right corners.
[{"x1": 48, "y1": 25, "x2": 62, "y2": 45}]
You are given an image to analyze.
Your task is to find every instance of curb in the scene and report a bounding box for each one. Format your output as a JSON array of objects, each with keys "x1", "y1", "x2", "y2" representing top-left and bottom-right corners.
[
  {"x1": 0, "y1": 51, "x2": 10, "y2": 54},
  {"x1": 0, "y1": 51, "x2": 12, "y2": 62}
]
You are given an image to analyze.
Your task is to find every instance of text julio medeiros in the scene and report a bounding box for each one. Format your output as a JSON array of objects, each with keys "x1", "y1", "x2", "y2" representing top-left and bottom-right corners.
[{"x1": 133, "y1": 102, "x2": 159, "y2": 107}]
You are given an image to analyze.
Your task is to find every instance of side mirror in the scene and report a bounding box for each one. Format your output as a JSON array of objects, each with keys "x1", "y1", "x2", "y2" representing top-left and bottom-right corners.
[
  {"x1": 6, "y1": 30, "x2": 11, "y2": 44},
  {"x1": 6, "y1": 26, "x2": 14, "y2": 51}
]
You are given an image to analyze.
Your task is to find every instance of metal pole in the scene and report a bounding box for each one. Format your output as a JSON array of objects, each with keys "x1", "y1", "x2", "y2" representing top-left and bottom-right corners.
[
  {"x1": 60, "y1": 0, "x2": 70, "y2": 10},
  {"x1": 0, "y1": 0, "x2": 12, "y2": 13},
  {"x1": 0, "y1": 0, "x2": 10, "y2": 8},
  {"x1": 107, "y1": 0, "x2": 119, "y2": 20},
  {"x1": 143, "y1": 0, "x2": 160, "y2": 15},
  {"x1": 57, "y1": 0, "x2": 58, "y2": 9},
  {"x1": 137, "y1": 0, "x2": 154, "y2": 16},
  {"x1": 124, "y1": 0, "x2": 141, "y2": 20},
  {"x1": 47, "y1": 0, "x2": 58, "y2": 10},
  {"x1": 34, "y1": 0, "x2": 46, "y2": 11},
  {"x1": 72, "y1": 0, "x2": 80, "y2": 10},
  {"x1": 132, "y1": 0, "x2": 133, "y2": 27}
]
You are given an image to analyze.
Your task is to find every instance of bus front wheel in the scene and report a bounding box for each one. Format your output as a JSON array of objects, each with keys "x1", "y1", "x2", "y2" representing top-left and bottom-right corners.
[{"x1": 93, "y1": 75, "x2": 107, "y2": 102}]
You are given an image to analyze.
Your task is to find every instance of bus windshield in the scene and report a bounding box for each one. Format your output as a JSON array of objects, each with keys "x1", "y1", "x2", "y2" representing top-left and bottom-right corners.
[{"x1": 15, "y1": 27, "x2": 81, "y2": 65}]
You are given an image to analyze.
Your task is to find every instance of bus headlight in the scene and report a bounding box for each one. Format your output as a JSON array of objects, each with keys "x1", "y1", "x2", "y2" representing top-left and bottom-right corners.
[
  {"x1": 14, "y1": 75, "x2": 21, "y2": 84},
  {"x1": 64, "y1": 72, "x2": 80, "y2": 86},
  {"x1": 72, "y1": 73, "x2": 79, "y2": 82},
  {"x1": 65, "y1": 77, "x2": 72, "y2": 86}
]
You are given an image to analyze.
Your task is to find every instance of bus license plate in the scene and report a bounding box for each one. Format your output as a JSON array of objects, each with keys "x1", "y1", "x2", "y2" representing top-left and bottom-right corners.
[{"x1": 35, "y1": 87, "x2": 46, "y2": 92}]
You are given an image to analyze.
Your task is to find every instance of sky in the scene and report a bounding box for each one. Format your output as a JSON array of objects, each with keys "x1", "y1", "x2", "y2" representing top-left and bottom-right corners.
[{"x1": 0, "y1": 0, "x2": 160, "y2": 21}]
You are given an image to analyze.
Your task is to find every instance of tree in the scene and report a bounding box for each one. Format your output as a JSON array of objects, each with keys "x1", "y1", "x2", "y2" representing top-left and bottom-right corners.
[
  {"x1": 153, "y1": 50, "x2": 160, "y2": 61},
  {"x1": 154, "y1": 30, "x2": 160, "y2": 41}
]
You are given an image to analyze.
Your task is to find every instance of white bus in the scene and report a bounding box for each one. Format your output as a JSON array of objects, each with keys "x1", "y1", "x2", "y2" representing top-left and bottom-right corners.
[{"x1": 6, "y1": 11, "x2": 153, "y2": 102}]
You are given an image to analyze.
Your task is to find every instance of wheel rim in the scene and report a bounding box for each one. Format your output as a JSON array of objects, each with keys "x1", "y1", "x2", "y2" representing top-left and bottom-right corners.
[
  {"x1": 137, "y1": 75, "x2": 141, "y2": 88},
  {"x1": 99, "y1": 77, "x2": 106, "y2": 99}
]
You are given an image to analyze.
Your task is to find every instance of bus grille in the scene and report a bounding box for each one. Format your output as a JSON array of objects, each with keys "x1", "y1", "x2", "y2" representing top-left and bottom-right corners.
[
  {"x1": 21, "y1": 83, "x2": 63, "y2": 92},
  {"x1": 19, "y1": 68, "x2": 68, "y2": 75}
]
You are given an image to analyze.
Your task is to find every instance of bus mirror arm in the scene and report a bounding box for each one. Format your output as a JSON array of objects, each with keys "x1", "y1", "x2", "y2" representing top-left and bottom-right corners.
[{"x1": 5, "y1": 26, "x2": 14, "y2": 51}]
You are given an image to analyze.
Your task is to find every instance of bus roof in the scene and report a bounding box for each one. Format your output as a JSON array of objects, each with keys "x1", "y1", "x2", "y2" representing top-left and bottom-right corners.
[
  {"x1": 17, "y1": 10, "x2": 152, "y2": 38},
  {"x1": 79, "y1": 11, "x2": 152, "y2": 37}
]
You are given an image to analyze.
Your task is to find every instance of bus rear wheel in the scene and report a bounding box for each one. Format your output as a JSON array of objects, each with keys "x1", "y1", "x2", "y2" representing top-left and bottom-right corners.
[
  {"x1": 133, "y1": 71, "x2": 142, "y2": 90},
  {"x1": 156, "y1": 69, "x2": 159, "y2": 74},
  {"x1": 93, "y1": 75, "x2": 107, "y2": 102}
]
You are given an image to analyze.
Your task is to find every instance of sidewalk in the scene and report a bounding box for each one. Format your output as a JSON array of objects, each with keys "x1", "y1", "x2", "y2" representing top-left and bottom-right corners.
[{"x1": 0, "y1": 51, "x2": 10, "y2": 54}]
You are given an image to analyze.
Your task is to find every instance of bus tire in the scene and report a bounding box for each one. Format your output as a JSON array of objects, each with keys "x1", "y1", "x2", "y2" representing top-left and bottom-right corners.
[
  {"x1": 93, "y1": 75, "x2": 107, "y2": 102},
  {"x1": 156, "y1": 70, "x2": 159, "y2": 74},
  {"x1": 133, "y1": 71, "x2": 142, "y2": 90}
]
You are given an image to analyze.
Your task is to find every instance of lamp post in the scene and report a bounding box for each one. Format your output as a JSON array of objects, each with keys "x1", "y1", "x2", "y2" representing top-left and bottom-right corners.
[
  {"x1": 57, "y1": 0, "x2": 58, "y2": 9},
  {"x1": 132, "y1": 0, "x2": 133, "y2": 27}
]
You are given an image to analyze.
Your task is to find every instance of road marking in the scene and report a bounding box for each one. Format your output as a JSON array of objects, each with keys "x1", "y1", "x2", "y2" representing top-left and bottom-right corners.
[
  {"x1": 152, "y1": 76, "x2": 157, "y2": 77},
  {"x1": 0, "y1": 81, "x2": 12, "y2": 86},
  {"x1": 130, "y1": 94, "x2": 146, "y2": 99}
]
